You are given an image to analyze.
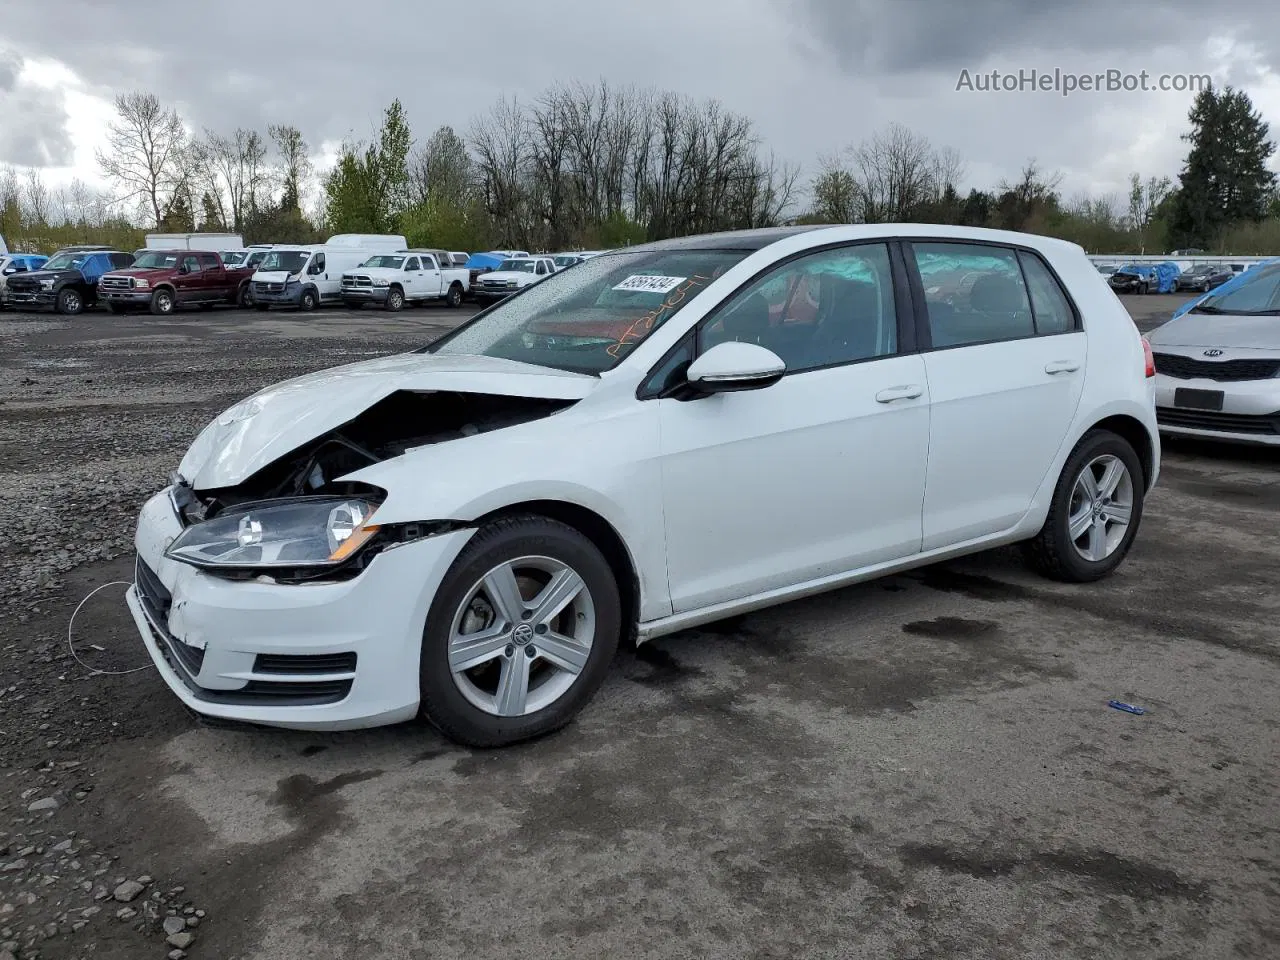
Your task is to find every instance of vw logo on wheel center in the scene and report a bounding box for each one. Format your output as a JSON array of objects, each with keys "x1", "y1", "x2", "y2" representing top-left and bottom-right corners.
[{"x1": 512, "y1": 622, "x2": 535, "y2": 645}]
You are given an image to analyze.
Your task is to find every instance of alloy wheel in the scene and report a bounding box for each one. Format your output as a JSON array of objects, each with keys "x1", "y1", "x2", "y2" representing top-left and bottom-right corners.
[
  {"x1": 1067, "y1": 454, "x2": 1134, "y2": 562},
  {"x1": 447, "y1": 556, "x2": 595, "y2": 717}
]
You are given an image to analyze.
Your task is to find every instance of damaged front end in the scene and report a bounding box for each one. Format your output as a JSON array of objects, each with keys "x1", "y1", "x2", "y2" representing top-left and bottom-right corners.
[{"x1": 167, "y1": 389, "x2": 577, "y2": 583}]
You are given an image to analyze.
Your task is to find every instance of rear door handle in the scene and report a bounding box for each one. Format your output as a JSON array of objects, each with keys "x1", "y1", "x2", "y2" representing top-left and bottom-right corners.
[
  {"x1": 1045, "y1": 360, "x2": 1080, "y2": 374},
  {"x1": 875, "y1": 385, "x2": 924, "y2": 403}
]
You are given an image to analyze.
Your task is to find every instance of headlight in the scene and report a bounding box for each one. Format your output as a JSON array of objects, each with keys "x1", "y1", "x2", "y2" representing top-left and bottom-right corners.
[
  {"x1": 134, "y1": 278, "x2": 149, "y2": 289},
  {"x1": 165, "y1": 497, "x2": 380, "y2": 570},
  {"x1": 39, "y1": 279, "x2": 54, "y2": 289},
  {"x1": 371, "y1": 278, "x2": 390, "y2": 287}
]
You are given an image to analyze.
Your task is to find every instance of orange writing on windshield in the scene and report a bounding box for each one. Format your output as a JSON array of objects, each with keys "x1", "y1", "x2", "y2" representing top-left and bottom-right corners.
[{"x1": 606, "y1": 274, "x2": 711, "y2": 359}]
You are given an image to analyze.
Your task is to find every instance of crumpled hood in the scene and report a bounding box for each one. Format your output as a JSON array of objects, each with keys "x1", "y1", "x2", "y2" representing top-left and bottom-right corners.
[
  {"x1": 7, "y1": 268, "x2": 79, "y2": 286},
  {"x1": 1147, "y1": 312, "x2": 1280, "y2": 350},
  {"x1": 178, "y1": 352, "x2": 596, "y2": 490},
  {"x1": 252, "y1": 271, "x2": 292, "y2": 284}
]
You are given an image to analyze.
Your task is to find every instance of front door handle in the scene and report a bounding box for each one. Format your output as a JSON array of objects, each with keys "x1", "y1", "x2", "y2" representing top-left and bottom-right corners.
[
  {"x1": 875, "y1": 385, "x2": 924, "y2": 403},
  {"x1": 1045, "y1": 360, "x2": 1081, "y2": 374}
]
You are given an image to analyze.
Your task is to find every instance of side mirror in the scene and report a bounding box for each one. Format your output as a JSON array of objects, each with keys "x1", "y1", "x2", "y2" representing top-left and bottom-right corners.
[{"x1": 685, "y1": 341, "x2": 786, "y2": 394}]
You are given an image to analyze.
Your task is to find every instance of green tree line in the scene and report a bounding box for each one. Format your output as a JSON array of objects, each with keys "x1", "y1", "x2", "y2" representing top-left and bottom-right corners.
[{"x1": 2, "y1": 81, "x2": 1275, "y2": 256}]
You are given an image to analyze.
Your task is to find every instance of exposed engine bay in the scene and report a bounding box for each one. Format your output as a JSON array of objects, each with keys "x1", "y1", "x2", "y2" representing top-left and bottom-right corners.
[{"x1": 174, "y1": 390, "x2": 576, "y2": 523}]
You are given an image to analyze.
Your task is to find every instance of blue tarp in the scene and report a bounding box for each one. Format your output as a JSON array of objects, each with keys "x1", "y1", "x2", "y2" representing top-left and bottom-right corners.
[
  {"x1": 464, "y1": 252, "x2": 507, "y2": 271},
  {"x1": 1172, "y1": 257, "x2": 1280, "y2": 318},
  {"x1": 1116, "y1": 261, "x2": 1180, "y2": 293}
]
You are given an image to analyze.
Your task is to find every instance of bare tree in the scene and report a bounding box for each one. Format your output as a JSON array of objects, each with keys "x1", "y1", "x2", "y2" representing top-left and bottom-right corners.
[
  {"x1": 192, "y1": 127, "x2": 270, "y2": 230},
  {"x1": 21, "y1": 167, "x2": 50, "y2": 226},
  {"x1": 269, "y1": 123, "x2": 312, "y2": 209},
  {"x1": 469, "y1": 96, "x2": 533, "y2": 247},
  {"x1": 96, "y1": 91, "x2": 188, "y2": 228},
  {"x1": 846, "y1": 123, "x2": 938, "y2": 222},
  {"x1": 409, "y1": 125, "x2": 474, "y2": 208}
]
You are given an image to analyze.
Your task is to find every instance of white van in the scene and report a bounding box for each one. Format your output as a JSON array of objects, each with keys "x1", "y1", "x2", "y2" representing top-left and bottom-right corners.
[
  {"x1": 249, "y1": 243, "x2": 403, "y2": 311},
  {"x1": 144, "y1": 232, "x2": 244, "y2": 251}
]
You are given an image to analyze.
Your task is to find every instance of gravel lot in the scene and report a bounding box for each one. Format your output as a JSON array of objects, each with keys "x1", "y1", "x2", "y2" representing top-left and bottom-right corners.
[{"x1": 0, "y1": 293, "x2": 1277, "y2": 960}]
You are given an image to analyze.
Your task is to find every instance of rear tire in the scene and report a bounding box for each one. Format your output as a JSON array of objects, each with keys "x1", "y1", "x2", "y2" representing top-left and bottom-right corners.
[
  {"x1": 1022, "y1": 429, "x2": 1145, "y2": 583},
  {"x1": 418, "y1": 515, "x2": 622, "y2": 748},
  {"x1": 446, "y1": 283, "x2": 463, "y2": 308},
  {"x1": 55, "y1": 288, "x2": 84, "y2": 316}
]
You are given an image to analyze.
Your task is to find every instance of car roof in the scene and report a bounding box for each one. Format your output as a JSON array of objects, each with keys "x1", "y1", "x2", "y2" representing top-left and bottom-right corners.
[{"x1": 619, "y1": 223, "x2": 1085, "y2": 256}]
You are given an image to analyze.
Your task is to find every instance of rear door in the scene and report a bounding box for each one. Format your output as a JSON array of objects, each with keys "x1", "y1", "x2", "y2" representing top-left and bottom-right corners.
[
  {"x1": 422, "y1": 255, "x2": 443, "y2": 296},
  {"x1": 197, "y1": 252, "x2": 222, "y2": 301},
  {"x1": 906, "y1": 240, "x2": 1087, "y2": 550}
]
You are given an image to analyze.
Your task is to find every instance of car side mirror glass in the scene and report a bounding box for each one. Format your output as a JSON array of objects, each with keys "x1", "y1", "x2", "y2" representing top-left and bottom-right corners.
[{"x1": 685, "y1": 341, "x2": 786, "y2": 394}]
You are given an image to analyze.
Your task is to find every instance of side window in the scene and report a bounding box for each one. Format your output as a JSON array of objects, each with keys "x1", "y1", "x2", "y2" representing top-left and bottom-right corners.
[
  {"x1": 405, "y1": 257, "x2": 421, "y2": 271},
  {"x1": 198, "y1": 252, "x2": 219, "y2": 271},
  {"x1": 182, "y1": 255, "x2": 201, "y2": 273},
  {"x1": 535, "y1": 261, "x2": 546, "y2": 275},
  {"x1": 312, "y1": 253, "x2": 325, "y2": 274},
  {"x1": 1017, "y1": 251, "x2": 1074, "y2": 334},
  {"x1": 423, "y1": 256, "x2": 437, "y2": 270},
  {"x1": 911, "y1": 242, "x2": 1034, "y2": 347},
  {"x1": 698, "y1": 243, "x2": 898, "y2": 374}
]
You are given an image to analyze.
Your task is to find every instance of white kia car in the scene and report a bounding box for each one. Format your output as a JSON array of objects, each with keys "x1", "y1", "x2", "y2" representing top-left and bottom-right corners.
[{"x1": 127, "y1": 225, "x2": 1160, "y2": 746}]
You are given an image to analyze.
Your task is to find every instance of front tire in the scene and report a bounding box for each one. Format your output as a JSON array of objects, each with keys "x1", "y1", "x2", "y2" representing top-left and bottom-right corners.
[
  {"x1": 385, "y1": 286, "x2": 404, "y2": 312},
  {"x1": 298, "y1": 288, "x2": 317, "y2": 312},
  {"x1": 55, "y1": 288, "x2": 83, "y2": 316},
  {"x1": 149, "y1": 288, "x2": 175, "y2": 316},
  {"x1": 419, "y1": 515, "x2": 622, "y2": 748},
  {"x1": 1023, "y1": 429, "x2": 1145, "y2": 583}
]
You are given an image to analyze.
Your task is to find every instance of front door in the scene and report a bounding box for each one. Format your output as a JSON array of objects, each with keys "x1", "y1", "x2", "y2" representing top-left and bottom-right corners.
[
  {"x1": 656, "y1": 242, "x2": 930, "y2": 613},
  {"x1": 174, "y1": 254, "x2": 203, "y2": 304},
  {"x1": 905, "y1": 240, "x2": 1087, "y2": 550}
]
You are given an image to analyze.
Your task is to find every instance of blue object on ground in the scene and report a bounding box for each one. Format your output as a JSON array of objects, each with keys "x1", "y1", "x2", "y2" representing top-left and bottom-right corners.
[{"x1": 1108, "y1": 700, "x2": 1146, "y2": 715}]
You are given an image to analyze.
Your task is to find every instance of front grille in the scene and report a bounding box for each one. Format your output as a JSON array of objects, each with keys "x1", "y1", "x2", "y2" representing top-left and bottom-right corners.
[
  {"x1": 1157, "y1": 407, "x2": 1280, "y2": 435},
  {"x1": 100, "y1": 276, "x2": 133, "y2": 290},
  {"x1": 342, "y1": 276, "x2": 372, "y2": 289},
  {"x1": 135, "y1": 556, "x2": 206, "y2": 676},
  {"x1": 1153, "y1": 353, "x2": 1280, "y2": 382},
  {"x1": 253, "y1": 652, "x2": 358, "y2": 675},
  {"x1": 254, "y1": 281, "x2": 284, "y2": 294},
  {"x1": 7, "y1": 278, "x2": 39, "y2": 294}
]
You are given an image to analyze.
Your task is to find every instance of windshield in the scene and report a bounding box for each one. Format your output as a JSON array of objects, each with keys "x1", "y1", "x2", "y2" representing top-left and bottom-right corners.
[
  {"x1": 498, "y1": 259, "x2": 537, "y2": 273},
  {"x1": 132, "y1": 252, "x2": 181, "y2": 269},
  {"x1": 260, "y1": 251, "x2": 309, "y2": 273},
  {"x1": 362, "y1": 255, "x2": 406, "y2": 269},
  {"x1": 247, "y1": 251, "x2": 267, "y2": 267},
  {"x1": 1194, "y1": 262, "x2": 1280, "y2": 315},
  {"x1": 220, "y1": 251, "x2": 247, "y2": 266},
  {"x1": 553, "y1": 256, "x2": 579, "y2": 267},
  {"x1": 1096, "y1": 265, "x2": 1115, "y2": 274},
  {"x1": 43, "y1": 252, "x2": 88, "y2": 270},
  {"x1": 430, "y1": 249, "x2": 748, "y2": 374}
]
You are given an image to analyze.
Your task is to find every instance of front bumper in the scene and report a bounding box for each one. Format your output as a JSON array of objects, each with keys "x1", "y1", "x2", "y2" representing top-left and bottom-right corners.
[
  {"x1": 100, "y1": 290, "x2": 154, "y2": 305},
  {"x1": 1154, "y1": 373, "x2": 1280, "y2": 445},
  {"x1": 474, "y1": 287, "x2": 517, "y2": 301},
  {"x1": 251, "y1": 282, "x2": 303, "y2": 306},
  {"x1": 127, "y1": 487, "x2": 476, "y2": 729},
  {"x1": 5, "y1": 289, "x2": 55, "y2": 307},
  {"x1": 340, "y1": 288, "x2": 390, "y2": 305}
]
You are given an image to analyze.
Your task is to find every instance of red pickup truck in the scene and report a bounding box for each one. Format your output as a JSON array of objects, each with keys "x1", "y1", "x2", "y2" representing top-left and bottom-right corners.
[{"x1": 97, "y1": 249, "x2": 256, "y2": 315}]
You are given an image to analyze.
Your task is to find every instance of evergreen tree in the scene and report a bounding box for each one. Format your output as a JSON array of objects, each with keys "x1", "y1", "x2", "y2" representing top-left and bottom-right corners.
[{"x1": 1171, "y1": 85, "x2": 1277, "y2": 248}]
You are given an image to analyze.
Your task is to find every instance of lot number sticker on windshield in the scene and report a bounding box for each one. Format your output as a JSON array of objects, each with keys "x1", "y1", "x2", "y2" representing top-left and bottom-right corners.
[{"x1": 613, "y1": 274, "x2": 687, "y2": 294}]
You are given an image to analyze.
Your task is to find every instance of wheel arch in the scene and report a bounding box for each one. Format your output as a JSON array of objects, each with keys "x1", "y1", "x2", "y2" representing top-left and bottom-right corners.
[
  {"x1": 1086, "y1": 414, "x2": 1156, "y2": 491},
  {"x1": 473, "y1": 499, "x2": 642, "y2": 648}
]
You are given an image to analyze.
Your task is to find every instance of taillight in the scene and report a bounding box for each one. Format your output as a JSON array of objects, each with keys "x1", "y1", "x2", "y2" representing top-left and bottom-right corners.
[{"x1": 1141, "y1": 336, "x2": 1155, "y2": 378}]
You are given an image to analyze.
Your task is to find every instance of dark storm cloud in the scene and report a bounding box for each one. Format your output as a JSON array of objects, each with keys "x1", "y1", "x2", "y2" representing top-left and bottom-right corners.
[
  {"x1": 797, "y1": 0, "x2": 1280, "y2": 73},
  {"x1": 0, "y1": 48, "x2": 74, "y2": 167}
]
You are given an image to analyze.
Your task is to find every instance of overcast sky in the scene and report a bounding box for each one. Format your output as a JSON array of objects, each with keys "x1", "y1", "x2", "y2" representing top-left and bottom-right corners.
[{"x1": 3, "y1": 0, "x2": 1280, "y2": 212}]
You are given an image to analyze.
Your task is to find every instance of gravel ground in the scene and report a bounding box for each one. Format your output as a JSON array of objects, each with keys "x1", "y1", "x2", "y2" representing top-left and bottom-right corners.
[{"x1": 0, "y1": 293, "x2": 1277, "y2": 960}]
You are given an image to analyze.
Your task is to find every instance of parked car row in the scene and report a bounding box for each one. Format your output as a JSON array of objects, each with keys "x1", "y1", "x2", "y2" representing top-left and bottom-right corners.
[
  {"x1": 1102, "y1": 260, "x2": 1244, "y2": 296},
  {"x1": 0, "y1": 234, "x2": 477, "y2": 316}
]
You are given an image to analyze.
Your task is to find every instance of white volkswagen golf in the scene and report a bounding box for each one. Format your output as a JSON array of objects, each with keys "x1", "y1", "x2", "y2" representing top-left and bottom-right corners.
[{"x1": 128, "y1": 225, "x2": 1160, "y2": 746}]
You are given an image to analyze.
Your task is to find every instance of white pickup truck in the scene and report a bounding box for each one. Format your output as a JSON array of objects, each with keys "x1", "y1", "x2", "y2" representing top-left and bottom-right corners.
[
  {"x1": 339, "y1": 250, "x2": 469, "y2": 311},
  {"x1": 472, "y1": 255, "x2": 558, "y2": 302}
]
